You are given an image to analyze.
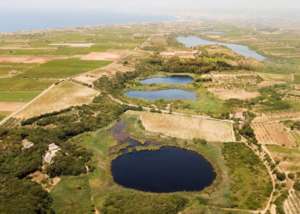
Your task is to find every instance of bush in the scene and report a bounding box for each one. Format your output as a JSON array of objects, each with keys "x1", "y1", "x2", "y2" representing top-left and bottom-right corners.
[
  {"x1": 47, "y1": 153, "x2": 87, "y2": 177},
  {"x1": 276, "y1": 172, "x2": 286, "y2": 181},
  {"x1": 102, "y1": 192, "x2": 188, "y2": 214},
  {"x1": 294, "y1": 180, "x2": 300, "y2": 191},
  {"x1": 192, "y1": 138, "x2": 208, "y2": 145},
  {"x1": 0, "y1": 176, "x2": 52, "y2": 213}
]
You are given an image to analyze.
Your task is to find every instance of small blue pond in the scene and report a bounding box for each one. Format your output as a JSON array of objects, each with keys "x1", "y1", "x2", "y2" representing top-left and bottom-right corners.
[
  {"x1": 125, "y1": 89, "x2": 197, "y2": 101},
  {"x1": 140, "y1": 75, "x2": 193, "y2": 85}
]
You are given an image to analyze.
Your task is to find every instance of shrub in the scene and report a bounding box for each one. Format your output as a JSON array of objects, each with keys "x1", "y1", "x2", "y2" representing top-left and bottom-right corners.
[{"x1": 0, "y1": 176, "x2": 52, "y2": 213}]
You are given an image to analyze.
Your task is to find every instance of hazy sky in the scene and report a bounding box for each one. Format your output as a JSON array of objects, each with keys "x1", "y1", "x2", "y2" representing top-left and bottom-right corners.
[{"x1": 2, "y1": 0, "x2": 300, "y2": 13}]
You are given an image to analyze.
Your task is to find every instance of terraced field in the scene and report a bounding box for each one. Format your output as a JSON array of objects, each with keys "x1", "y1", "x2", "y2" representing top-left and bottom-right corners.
[
  {"x1": 252, "y1": 122, "x2": 296, "y2": 147},
  {"x1": 284, "y1": 190, "x2": 300, "y2": 214}
]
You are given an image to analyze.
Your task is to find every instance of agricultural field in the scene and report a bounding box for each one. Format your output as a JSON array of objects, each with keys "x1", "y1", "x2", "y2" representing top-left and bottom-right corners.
[
  {"x1": 267, "y1": 145, "x2": 300, "y2": 172},
  {"x1": 284, "y1": 190, "x2": 300, "y2": 214},
  {"x1": 252, "y1": 122, "x2": 296, "y2": 147},
  {"x1": 14, "y1": 80, "x2": 99, "y2": 120},
  {"x1": 130, "y1": 111, "x2": 235, "y2": 142},
  {"x1": 2, "y1": 20, "x2": 300, "y2": 214},
  {"x1": 20, "y1": 58, "x2": 111, "y2": 79}
]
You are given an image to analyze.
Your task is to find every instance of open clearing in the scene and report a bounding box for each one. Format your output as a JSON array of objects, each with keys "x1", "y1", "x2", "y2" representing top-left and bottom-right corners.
[
  {"x1": 252, "y1": 122, "x2": 296, "y2": 147},
  {"x1": 80, "y1": 52, "x2": 121, "y2": 61},
  {"x1": 267, "y1": 145, "x2": 300, "y2": 172},
  {"x1": 15, "y1": 80, "x2": 98, "y2": 119},
  {"x1": 128, "y1": 111, "x2": 235, "y2": 142},
  {"x1": 73, "y1": 62, "x2": 132, "y2": 86},
  {"x1": 208, "y1": 88, "x2": 260, "y2": 100},
  {"x1": 0, "y1": 102, "x2": 25, "y2": 112}
]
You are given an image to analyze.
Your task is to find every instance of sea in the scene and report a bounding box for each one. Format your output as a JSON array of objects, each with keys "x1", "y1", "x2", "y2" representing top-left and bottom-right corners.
[{"x1": 0, "y1": 11, "x2": 175, "y2": 33}]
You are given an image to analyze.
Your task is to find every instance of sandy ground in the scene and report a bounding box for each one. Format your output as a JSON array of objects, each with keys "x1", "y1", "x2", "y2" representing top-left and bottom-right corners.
[
  {"x1": 30, "y1": 171, "x2": 61, "y2": 192},
  {"x1": 252, "y1": 122, "x2": 296, "y2": 147},
  {"x1": 49, "y1": 43, "x2": 95, "y2": 48},
  {"x1": 81, "y1": 52, "x2": 121, "y2": 61},
  {"x1": 0, "y1": 102, "x2": 26, "y2": 112},
  {"x1": 0, "y1": 56, "x2": 68, "y2": 64},
  {"x1": 130, "y1": 111, "x2": 235, "y2": 142},
  {"x1": 15, "y1": 80, "x2": 98, "y2": 119},
  {"x1": 208, "y1": 88, "x2": 260, "y2": 100},
  {"x1": 73, "y1": 62, "x2": 132, "y2": 86}
]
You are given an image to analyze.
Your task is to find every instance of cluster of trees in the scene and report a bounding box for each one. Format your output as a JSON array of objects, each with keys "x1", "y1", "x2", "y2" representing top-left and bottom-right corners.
[
  {"x1": 0, "y1": 95, "x2": 127, "y2": 212},
  {"x1": 255, "y1": 84, "x2": 291, "y2": 111},
  {"x1": 0, "y1": 176, "x2": 52, "y2": 213},
  {"x1": 222, "y1": 143, "x2": 273, "y2": 209},
  {"x1": 135, "y1": 54, "x2": 248, "y2": 76},
  {"x1": 45, "y1": 143, "x2": 90, "y2": 178},
  {"x1": 94, "y1": 68, "x2": 152, "y2": 95},
  {"x1": 102, "y1": 191, "x2": 187, "y2": 214}
]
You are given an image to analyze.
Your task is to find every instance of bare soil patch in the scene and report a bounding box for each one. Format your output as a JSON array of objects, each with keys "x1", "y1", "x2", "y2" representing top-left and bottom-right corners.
[
  {"x1": 81, "y1": 52, "x2": 121, "y2": 61},
  {"x1": 0, "y1": 56, "x2": 68, "y2": 64},
  {"x1": 73, "y1": 62, "x2": 132, "y2": 86},
  {"x1": 15, "y1": 80, "x2": 98, "y2": 119},
  {"x1": 208, "y1": 88, "x2": 260, "y2": 100},
  {"x1": 253, "y1": 112, "x2": 300, "y2": 123},
  {"x1": 0, "y1": 102, "x2": 26, "y2": 112},
  {"x1": 49, "y1": 43, "x2": 95, "y2": 48},
  {"x1": 129, "y1": 111, "x2": 235, "y2": 142},
  {"x1": 252, "y1": 122, "x2": 296, "y2": 147}
]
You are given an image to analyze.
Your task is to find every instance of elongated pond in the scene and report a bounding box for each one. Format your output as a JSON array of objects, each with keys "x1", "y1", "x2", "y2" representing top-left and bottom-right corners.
[
  {"x1": 177, "y1": 36, "x2": 266, "y2": 61},
  {"x1": 111, "y1": 147, "x2": 216, "y2": 193},
  {"x1": 140, "y1": 75, "x2": 193, "y2": 85},
  {"x1": 125, "y1": 89, "x2": 196, "y2": 101}
]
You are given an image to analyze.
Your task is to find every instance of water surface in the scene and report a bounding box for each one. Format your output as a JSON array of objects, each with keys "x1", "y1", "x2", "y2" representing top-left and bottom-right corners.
[
  {"x1": 126, "y1": 89, "x2": 197, "y2": 101},
  {"x1": 0, "y1": 11, "x2": 174, "y2": 32},
  {"x1": 140, "y1": 75, "x2": 193, "y2": 85},
  {"x1": 177, "y1": 36, "x2": 265, "y2": 61},
  {"x1": 111, "y1": 147, "x2": 216, "y2": 193}
]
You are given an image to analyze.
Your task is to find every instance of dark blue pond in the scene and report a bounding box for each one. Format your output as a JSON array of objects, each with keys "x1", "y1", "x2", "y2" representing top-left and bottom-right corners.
[
  {"x1": 125, "y1": 89, "x2": 196, "y2": 101},
  {"x1": 111, "y1": 147, "x2": 216, "y2": 193},
  {"x1": 140, "y1": 75, "x2": 193, "y2": 85},
  {"x1": 177, "y1": 36, "x2": 266, "y2": 61}
]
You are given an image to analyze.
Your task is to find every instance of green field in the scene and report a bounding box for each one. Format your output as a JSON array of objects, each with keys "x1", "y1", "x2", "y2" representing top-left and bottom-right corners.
[
  {"x1": 0, "y1": 91, "x2": 41, "y2": 102},
  {"x1": 21, "y1": 59, "x2": 111, "y2": 79},
  {"x1": 1, "y1": 21, "x2": 299, "y2": 214},
  {"x1": 0, "y1": 77, "x2": 54, "y2": 102},
  {"x1": 51, "y1": 175, "x2": 93, "y2": 214},
  {"x1": 223, "y1": 143, "x2": 272, "y2": 209},
  {"x1": 0, "y1": 59, "x2": 111, "y2": 102}
]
